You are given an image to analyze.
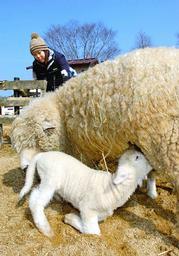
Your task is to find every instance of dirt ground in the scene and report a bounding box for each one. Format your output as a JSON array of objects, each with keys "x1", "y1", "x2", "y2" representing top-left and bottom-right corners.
[{"x1": 0, "y1": 126, "x2": 179, "y2": 256}]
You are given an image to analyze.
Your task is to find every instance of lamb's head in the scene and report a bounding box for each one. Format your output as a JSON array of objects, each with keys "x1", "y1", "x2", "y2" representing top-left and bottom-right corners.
[{"x1": 113, "y1": 149, "x2": 152, "y2": 185}]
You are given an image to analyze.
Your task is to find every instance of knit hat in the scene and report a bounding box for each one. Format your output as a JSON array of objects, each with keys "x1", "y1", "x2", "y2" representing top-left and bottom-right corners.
[{"x1": 30, "y1": 32, "x2": 48, "y2": 55}]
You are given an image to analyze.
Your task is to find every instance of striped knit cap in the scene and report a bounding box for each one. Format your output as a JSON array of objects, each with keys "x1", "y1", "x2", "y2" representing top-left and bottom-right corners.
[{"x1": 30, "y1": 32, "x2": 48, "y2": 55}]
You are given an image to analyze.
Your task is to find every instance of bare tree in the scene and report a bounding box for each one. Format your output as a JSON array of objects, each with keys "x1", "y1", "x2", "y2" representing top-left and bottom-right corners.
[
  {"x1": 44, "y1": 21, "x2": 120, "y2": 61},
  {"x1": 134, "y1": 31, "x2": 152, "y2": 49}
]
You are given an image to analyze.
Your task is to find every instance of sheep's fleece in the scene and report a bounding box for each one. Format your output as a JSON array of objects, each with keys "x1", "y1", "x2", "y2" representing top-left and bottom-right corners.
[
  {"x1": 11, "y1": 47, "x2": 179, "y2": 167},
  {"x1": 11, "y1": 47, "x2": 179, "y2": 233}
]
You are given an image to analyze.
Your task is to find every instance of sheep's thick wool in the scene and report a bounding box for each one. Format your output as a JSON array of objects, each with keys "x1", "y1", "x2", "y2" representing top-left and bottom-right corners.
[
  {"x1": 57, "y1": 47, "x2": 179, "y2": 173},
  {"x1": 11, "y1": 47, "x2": 179, "y2": 174}
]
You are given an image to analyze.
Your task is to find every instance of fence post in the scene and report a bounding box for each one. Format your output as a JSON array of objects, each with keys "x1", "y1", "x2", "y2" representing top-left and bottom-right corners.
[
  {"x1": 0, "y1": 123, "x2": 3, "y2": 147},
  {"x1": 14, "y1": 77, "x2": 20, "y2": 115},
  {"x1": 0, "y1": 90, "x2": 1, "y2": 116},
  {"x1": 0, "y1": 85, "x2": 3, "y2": 146}
]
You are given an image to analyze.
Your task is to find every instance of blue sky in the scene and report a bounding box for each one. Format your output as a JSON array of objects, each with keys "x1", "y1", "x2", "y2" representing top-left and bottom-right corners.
[{"x1": 0, "y1": 0, "x2": 179, "y2": 96}]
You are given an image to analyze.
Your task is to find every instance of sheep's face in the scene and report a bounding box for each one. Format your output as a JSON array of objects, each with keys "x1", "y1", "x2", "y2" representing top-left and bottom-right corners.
[
  {"x1": 10, "y1": 91, "x2": 64, "y2": 163},
  {"x1": 11, "y1": 116, "x2": 62, "y2": 170},
  {"x1": 35, "y1": 120, "x2": 61, "y2": 151},
  {"x1": 113, "y1": 149, "x2": 152, "y2": 185},
  {"x1": 18, "y1": 121, "x2": 62, "y2": 169}
]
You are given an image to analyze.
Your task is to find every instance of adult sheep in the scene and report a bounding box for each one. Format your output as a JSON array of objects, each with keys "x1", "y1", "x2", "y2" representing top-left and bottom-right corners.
[{"x1": 11, "y1": 47, "x2": 179, "y2": 235}]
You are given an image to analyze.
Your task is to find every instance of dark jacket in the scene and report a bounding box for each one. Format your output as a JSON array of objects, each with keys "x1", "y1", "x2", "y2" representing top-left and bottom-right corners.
[{"x1": 33, "y1": 49, "x2": 71, "y2": 91}]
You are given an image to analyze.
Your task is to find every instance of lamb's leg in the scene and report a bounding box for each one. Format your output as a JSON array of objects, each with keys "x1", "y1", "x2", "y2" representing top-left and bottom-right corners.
[
  {"x1": 64, "y1": 213, "x2": 83, "y2": 233},
  {"x1": 147, "y1": 170, "x2": 158, "y2": 199},
  {"x1": 29, "y1": 186, "x2": 55, "y2": 237},
  {"x1": 80, "y1": 209, "x2": 101, "y2": 235},
  {"x1": 98, "y1": 210, "x2": 113, "y2": 222}
]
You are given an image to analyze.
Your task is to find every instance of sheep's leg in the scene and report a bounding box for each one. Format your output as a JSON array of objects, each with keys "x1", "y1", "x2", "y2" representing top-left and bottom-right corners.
[
  {"x1": 147, "y1": 170, "x2": 158, "y2": 199},
  {"x1": 80, "y1": 210, "x2": 100, "y2": 235},
  {"x1": 29, "y1": 186, "x2": 55, "y2": 237},
  {"x1": 64, "y1": 213, "x2": 83, "y2": 233}
]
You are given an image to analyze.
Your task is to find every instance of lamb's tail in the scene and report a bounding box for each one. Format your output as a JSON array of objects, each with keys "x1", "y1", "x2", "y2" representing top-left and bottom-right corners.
[{"x1": 19, "y1": 153, "x2": 40, "y2": 200}]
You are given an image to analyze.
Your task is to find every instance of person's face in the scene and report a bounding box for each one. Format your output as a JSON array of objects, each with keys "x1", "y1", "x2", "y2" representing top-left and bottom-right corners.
[{"x1": 33, "y1": 50, "x2": 46, "y2": 63}]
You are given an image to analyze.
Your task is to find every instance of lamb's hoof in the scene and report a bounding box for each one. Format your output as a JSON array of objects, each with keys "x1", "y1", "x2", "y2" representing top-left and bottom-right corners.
[
  {"x1": 83, "y1": 228, "x2": 101, "y2": 236},
  {"x1": 38, "y1": 223, "x2": 54, "y2": 238},
  {"x1": 42, "y1": 228, "x2": 54, "y2": 238},
  {"x1": 19, "y1": 191, "x2": 25, "y2": 201},
  {"x1": 147, "y1": 191, "x2": 158, "y2": 199},
  {"x1": 16, "y1": 196, "x2": 26, "y2": 207},
  {"x1": 83, "y1": 224, "x2": 101, "y2": 236}
]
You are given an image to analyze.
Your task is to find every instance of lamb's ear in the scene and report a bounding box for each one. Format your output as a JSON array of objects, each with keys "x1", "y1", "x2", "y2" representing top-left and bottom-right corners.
[
  {"x1": 113, "y1": 172, "x2": 129, "y2": 185},
  {"x1": 42, "y1": 121, "x2": 56, "y2": 131}
]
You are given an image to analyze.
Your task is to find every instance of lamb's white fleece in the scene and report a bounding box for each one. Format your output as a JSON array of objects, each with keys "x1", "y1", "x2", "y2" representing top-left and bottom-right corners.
[{"x1": 19, "y1": 149, "x2": 152, "y2": 237}]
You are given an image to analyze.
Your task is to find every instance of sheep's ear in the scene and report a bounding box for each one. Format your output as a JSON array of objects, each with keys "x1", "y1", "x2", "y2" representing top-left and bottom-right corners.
[
  {"x1": 113, "y1": 172, "x2": 129, "y2": 185},
  {"x1": 42, "y1": 121, "x2": 56, "y2": 131}
]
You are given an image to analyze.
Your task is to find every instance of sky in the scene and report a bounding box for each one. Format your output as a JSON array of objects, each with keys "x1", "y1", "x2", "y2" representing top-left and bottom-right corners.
[{"x1": 0, "y1": 0, "x2": 179, "y2": 96}]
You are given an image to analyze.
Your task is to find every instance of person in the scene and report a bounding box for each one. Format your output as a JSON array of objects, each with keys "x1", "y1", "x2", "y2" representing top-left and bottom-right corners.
[{"x1": 30, "y1": 32, "x2": 76, "y2": 92}]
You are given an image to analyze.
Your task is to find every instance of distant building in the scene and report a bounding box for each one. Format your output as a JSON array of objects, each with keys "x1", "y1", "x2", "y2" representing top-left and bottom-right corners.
[
  {"x1": 68, "y1": 58, "x2": 99, "y2": 74},
  {"x1": 1, "y1": 106, "x2": 14, "y2": 115}
]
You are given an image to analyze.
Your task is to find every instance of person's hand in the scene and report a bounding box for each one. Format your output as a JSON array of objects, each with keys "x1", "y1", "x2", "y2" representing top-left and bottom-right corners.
[
  {"x1": 61, "y1": 69, "x2": 68, "y2": 78},
  {"x1": 61, "y1": 69, "x2": 70, "y2": 82}
]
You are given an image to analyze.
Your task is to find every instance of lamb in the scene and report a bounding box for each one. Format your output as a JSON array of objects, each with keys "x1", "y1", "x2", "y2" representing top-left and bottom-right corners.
[
  {"x1": 19, "y1": 149, "x2": 152, "y2": 237},
  {"x1": 11, "y1": 47, "x2": 179, "y2": 235}
]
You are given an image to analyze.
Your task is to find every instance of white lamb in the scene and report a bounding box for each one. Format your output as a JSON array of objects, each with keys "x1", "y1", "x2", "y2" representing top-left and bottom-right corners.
[{"x1": 19, "y1": 149, "x2": 152, "y2": 237}]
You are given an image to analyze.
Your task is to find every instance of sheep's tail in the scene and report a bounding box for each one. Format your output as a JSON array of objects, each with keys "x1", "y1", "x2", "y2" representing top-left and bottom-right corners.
[{"x1": 19, "y1": 154, "x2": 40, "y2": 200}]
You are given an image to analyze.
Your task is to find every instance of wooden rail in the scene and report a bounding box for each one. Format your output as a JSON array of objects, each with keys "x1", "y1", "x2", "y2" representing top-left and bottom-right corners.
[
  {"x1": 0, "y1": 80, "x2": 47, "y2": 145},
  {"x1": 0, "y1": 80, "x2": 47, "y2": 90},
  {"x1": 0, "y1": 97, "x2": 30, "y2": 107}
]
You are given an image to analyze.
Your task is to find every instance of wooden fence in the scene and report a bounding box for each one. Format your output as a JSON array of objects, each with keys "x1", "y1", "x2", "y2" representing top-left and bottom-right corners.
[{"x1": 0, "y1": 79, "x2": 47, "y2": 145}]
